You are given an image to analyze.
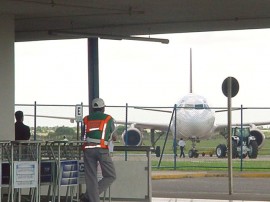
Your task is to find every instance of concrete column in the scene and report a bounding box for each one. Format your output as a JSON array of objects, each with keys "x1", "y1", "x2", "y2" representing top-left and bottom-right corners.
[
  {"x1": 87, "y1": 38, "x2": 99, "y2": 114},
  {"x1": 0, "y1": 15, "x2": 15, "y2": 140}
]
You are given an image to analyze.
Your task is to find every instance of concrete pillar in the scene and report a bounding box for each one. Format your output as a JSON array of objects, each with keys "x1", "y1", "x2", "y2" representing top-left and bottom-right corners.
[
  {"x1": 0, "y1": 15, "x2": 15, "y2": 140},
  {"x1": 87, "y1": 38, "x2": 99, "y2": 114}
]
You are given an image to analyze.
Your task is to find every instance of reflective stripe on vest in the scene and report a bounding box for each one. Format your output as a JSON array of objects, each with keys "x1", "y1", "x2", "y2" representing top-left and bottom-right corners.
[
  {"x1": 84, "y1": 115, "x2": 111, "y2": 149},
  {"x1": 87, "y1": 138, "x2": 108, "y2": 145},
  {"x1": 84, "y1": 145, "x2": 101, "y2": 149}
]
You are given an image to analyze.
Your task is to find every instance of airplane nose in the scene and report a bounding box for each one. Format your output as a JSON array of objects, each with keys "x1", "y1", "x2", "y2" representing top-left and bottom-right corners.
[{"x1": 172, "y1": 109, "x2": 215, "y2": 139}]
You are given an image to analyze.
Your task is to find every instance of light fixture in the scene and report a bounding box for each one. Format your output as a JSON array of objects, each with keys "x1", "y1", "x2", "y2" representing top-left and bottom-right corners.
[{"x1": 49, "y1": 30, "x2": 169, "y2": 44}]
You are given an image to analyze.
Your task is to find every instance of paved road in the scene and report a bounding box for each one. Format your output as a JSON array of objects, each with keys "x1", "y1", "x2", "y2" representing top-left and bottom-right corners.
[{"x1": 152, "y1": 177, "x2": 270, "y2": 201}]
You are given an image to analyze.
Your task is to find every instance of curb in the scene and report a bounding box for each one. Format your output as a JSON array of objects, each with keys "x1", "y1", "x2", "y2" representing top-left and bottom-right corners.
[{"x1": 151, "y1": 171, "x2": 270, "y2": 180}]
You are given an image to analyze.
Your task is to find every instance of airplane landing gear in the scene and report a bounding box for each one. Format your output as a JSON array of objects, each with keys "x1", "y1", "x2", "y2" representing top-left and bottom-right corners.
[
  {"x1": 188, "y1": 148, "x2": 199, "y2": 158},
  {"x1": 188, "y1": 137, "x2": 199, "y2": 158}
]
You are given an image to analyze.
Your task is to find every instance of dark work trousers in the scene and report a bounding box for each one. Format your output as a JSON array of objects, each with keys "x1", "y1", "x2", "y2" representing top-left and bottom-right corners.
[
  {"x1": 180, "y1": 146, "x2": 185, "y2": 158},
  {"x1": 83, "y1": 148, "x2": 116, "y2": 202}
]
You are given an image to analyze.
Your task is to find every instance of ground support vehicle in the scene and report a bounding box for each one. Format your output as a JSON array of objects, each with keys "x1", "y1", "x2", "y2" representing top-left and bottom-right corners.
[{"x1": 216, "y1": 126, "x2": 258, "y2": 159}]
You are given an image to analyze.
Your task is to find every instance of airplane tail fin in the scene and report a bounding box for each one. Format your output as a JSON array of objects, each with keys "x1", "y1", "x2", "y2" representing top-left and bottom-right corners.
[{"x1": 189, "y1": 48, "x2": 193, "y2": 93}]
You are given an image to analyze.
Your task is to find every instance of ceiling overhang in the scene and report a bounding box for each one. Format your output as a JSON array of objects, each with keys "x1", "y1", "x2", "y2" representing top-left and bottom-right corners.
[{"x1": 1, "y1": 0, "x2": 270, "y2": 42}]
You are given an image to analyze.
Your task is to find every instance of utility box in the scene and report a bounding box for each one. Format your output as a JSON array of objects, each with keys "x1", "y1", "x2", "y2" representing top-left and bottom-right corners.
[{"x1": 110, "y1": 146, "x2": 153, "y2": 201}]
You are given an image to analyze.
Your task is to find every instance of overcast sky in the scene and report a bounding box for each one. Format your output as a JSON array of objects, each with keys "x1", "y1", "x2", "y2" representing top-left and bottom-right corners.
[{"x1": 15, "y1": 28, "x2": 270, "y2": 126}]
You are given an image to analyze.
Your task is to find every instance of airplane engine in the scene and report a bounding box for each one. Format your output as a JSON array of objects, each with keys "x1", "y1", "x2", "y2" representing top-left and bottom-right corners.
[
  {"x1": 121, "y1": 127, "x2": 143, "y2": 146},
  {"x1": 250, "y1": 128, "x2": 265, "y2": 149}
]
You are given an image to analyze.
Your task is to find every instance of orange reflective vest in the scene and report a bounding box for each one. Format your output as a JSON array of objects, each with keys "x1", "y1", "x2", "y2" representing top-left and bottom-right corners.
[{"x1": 83, "y1": 114, "x2": 112, "y2": 150}]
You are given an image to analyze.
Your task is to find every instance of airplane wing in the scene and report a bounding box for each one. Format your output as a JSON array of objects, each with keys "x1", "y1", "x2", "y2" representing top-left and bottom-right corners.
[
  {"x1": 24, "y1": 114, "x2": 75, "y2": 123},
  {"x1": 25, "y1": 114, "x2": 169, "y2": 131},
  {"x1": 116, "y1": 120, "x2": 168, "y2": 132},
  {"x1": 214, "y1": 121, "x2": 270, "y2": 133}
]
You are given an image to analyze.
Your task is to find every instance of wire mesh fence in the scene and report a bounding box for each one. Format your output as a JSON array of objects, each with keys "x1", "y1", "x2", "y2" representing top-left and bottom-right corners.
[{"x1": 14, "y1": 103, "x2": 270, "y2": 171}]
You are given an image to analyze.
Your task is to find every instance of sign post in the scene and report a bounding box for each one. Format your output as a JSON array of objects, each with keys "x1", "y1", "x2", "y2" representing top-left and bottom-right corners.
[
  {"x1": 75, "y1": 104, "x2": 83, "y2": 122},
  {"x1": 75, "y1": 104, "x2": 83, "y2": 141},
  {"x1": 222, "y1": 76, "x2": 239, "y2": 195}
]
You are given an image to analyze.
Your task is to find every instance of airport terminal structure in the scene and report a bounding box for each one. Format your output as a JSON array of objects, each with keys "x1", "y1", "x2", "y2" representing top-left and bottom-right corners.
[{"x1": 2, "y1": 1, "x2": 270, "y2": 202}]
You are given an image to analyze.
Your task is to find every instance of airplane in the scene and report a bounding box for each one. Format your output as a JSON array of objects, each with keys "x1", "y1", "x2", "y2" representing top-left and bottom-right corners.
[
  {"x1": 113, "y1": 48, "x2": 268, "y2": 158},
  {"x1": 24, "y1": 49, "x2": 268, "y2": 158}
]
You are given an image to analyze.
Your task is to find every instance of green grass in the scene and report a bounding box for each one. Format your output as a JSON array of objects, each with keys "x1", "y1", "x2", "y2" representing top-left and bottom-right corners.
[
  {"x1": 138, "y1": 135, "x2": 270, "y2": 156},
  {"x1": 114, "y1": 135, "x2": 270, "y2": 171}
]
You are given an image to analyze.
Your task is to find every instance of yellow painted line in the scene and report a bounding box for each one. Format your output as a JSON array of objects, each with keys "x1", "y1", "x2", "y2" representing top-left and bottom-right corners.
[
  {"x1": 238, "y1": 173, "x2": 270, "y2": 178},
  {"x1": 152, "y1": 172, "x2": 270, "y2": 180}
]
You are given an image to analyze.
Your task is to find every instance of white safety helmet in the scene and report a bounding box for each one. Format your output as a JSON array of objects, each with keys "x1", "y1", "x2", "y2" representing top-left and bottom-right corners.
[{"x1": 92, "y1": 98, "x2": 105, "y2": 108}]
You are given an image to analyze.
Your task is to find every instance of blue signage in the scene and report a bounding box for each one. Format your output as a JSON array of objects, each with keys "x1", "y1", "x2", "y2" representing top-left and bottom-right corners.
[{"x1": 60, "y1": 160, "x2": 78, "y2": 186}]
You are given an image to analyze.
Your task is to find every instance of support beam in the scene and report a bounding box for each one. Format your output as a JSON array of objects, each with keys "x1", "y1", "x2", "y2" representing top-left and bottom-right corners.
[
  {"x1": 0, "y1": 15, "x2": 15, "y2": 140},
  {"x1": 87, "y1": 38, "x2": 99, "y2": 114}
]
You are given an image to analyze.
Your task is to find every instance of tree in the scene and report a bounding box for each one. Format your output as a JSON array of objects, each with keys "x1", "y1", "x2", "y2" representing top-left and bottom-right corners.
[{"x1": 47, "y1": 126, "x2": 76, "y2": 140}]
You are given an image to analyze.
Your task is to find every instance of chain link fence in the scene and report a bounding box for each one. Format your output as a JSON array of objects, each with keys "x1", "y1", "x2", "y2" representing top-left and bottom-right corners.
[{"x1": 15, "y1": 103, "x2": 270, "y2": 171}]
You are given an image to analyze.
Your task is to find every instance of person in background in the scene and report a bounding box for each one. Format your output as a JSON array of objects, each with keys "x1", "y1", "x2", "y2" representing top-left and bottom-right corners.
[
  {"x1": 178, "y1": 138, "x2": 186, "y2": 158},
  {"x1": 15, "y1": 110, "x2": 30, "y2": 140},
  {"x1": 108, "y1": 136, "x2": 116, "y2": 157},
  {"x1": 81, "y1": 98, "x2": 116, "y2": 202}
]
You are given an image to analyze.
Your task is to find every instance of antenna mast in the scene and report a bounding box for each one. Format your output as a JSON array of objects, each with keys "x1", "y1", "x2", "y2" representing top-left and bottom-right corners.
[{"x1": 189, "y1": 48, "x2": 193, "y2": 93}]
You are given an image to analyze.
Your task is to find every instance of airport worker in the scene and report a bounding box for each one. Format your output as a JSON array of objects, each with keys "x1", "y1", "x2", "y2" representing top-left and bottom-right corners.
[
  {"x1": 82, "y1": 98, "x2": 116, "y2": 202},
  {"x1": 63, "y1": 135, "x2": 68, "y2": 141},
  {"x1": 15, "y1": 110, "x2": 31, "y2": 140},
  {"x1": 178, "y1": 138, "x2": 186, "y2": 158}
]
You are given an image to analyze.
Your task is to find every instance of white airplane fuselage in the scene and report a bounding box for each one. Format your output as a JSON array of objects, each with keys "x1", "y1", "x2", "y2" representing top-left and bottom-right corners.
[{"x1": 171, "y1": 93, "x2": 215, "y2": 140}]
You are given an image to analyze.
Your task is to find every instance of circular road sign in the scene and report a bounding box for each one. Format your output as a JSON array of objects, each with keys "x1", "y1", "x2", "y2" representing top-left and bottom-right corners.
[{"x1": 222, "y1": 77, "x2": 239, "y2": 97}]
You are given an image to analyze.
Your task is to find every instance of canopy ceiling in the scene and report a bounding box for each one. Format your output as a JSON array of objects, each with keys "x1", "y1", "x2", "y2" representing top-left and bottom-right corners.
[{"x1": 2, "y1": 0, "x2": 270, "y2": 42}]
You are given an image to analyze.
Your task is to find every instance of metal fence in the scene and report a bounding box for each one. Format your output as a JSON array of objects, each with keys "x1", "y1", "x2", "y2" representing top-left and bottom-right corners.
[{"x1": 14, "y1": 103, "x2": 270, "y2": 172}]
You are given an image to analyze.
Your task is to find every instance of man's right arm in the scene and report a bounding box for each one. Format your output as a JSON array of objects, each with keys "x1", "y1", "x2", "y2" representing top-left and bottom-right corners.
[{"x1": 110, "y1": 118, "x2": 117, "y2": 141}]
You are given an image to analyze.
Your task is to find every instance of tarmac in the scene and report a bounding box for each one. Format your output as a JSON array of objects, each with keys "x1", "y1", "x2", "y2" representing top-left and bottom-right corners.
[
  {"x1": 6, "y1": 170, "x2": 269, "y2": 202},
  {"x1": 151, "y1": 170, "x2": 270, "y2": 202},
  {"x1": 151, "y1": 199, "x2": 269, "y2": 202}
]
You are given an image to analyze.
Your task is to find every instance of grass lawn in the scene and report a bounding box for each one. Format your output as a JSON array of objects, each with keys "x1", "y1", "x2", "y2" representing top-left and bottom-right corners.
[{"x1": 114, "y1": 134, "x2": 270, "y2": 171}]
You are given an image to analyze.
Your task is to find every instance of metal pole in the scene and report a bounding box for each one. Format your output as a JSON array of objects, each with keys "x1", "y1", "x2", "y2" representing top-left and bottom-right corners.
[
  {"x1": 78, "y1": 103, "x2": 83, "y2": 199},
  {"x1": 240, "y1": 104, "x2": 243, "y2": 171},
  {"x1": 125, "y1": 103, "x2": 128, "y2": 161},
  {"x1": 227, "y1": 77, "x2": 233, "y2": 195},
  {"x1": 34, "y1": 101, "x2": 37, "y2": 140},
  {"x1": 173, "y1": 104, "x2": 177, "y2": 170},
  {"x1": 157, "y1": 106, "x2": 176, "y2": 168},
  {"x1": 81, "y1": 102, "x2": 84, "y2": 140},
  {"x1": 77, "y1": 121, "x2": 80, "y2": 140},
  {"x1": 37, "y1": 142, "x2": 41, "y2": 202}
]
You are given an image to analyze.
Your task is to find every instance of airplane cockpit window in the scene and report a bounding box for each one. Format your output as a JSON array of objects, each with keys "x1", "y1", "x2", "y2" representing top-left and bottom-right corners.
[
  {"x1": 195, "y1": 104, "x2": 204, "y2": 109},
  {"x1": 204, "y1": 104, "x2": 210, "y2": 109},
  {"x1": 178, "y1": 103, "x2": 184, "y2": 108},
  {"x1": 194, "y1": 104, "x2": 210, "y2": 110},
  {"x1": 184, "y1": 104, "x2": 194, "y2": 108},
  {"x1": 180, "y1": 103, "x2": 210, "y2": 109},
  {"x1": 177, "y1": 95, "x2": 211, "y2": 110}
]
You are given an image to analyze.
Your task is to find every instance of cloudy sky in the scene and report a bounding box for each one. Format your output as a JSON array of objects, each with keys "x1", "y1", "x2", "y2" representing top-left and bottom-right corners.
[{"x1": 15, "y1": 28, "x2": 270, "y2": 126}]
